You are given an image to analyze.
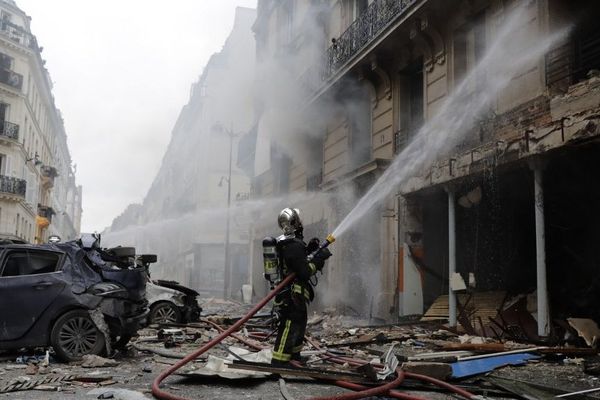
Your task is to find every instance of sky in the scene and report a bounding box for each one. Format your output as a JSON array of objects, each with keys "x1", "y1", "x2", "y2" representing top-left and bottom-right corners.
[{"x1": 16, "y1": 0, "x2": 257, "y2": 232}]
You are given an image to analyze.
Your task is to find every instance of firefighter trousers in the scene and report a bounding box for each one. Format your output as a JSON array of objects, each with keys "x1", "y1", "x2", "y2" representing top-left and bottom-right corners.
[{"x1": 272, "y1": 297, "x2": 307, "y2": 363}]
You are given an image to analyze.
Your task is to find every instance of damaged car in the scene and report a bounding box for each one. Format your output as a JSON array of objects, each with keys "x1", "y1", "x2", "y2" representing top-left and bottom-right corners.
[
  {"x1": 137, "y1": 254, "x2": 201, "y2": 325},
  {"x1": 0, "y1": 234, "x2": 147, "y2": 361}
]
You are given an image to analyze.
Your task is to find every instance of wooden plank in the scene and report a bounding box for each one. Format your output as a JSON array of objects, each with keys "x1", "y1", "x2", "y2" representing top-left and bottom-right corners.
[
  {"x1": 230, "y1": 360, "x2": 374, "y2": 384},
  {"x1": 422, "y1": 291, "x2": 506, "y2": 329}
]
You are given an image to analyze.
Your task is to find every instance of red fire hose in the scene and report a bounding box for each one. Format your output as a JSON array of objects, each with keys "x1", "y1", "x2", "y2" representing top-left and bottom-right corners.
[
  {"x1": 152, "y1": 274, "x2": 408, "y2": 400},
  {"x1": 152, "y1": 272, "x2": 473, "y2": 400},
  {"x1": 202, "y1": 318, "x2": 267, "y2": 351},
  {"x1": 307, "y1": 368, "x2": 406, "y2": 400},
  {"x1": 304, "y1": 336, "x2": 476, "y2": 400},
  {"x1": 152, "y1": 274, "x2": 296, "y2": 400}
]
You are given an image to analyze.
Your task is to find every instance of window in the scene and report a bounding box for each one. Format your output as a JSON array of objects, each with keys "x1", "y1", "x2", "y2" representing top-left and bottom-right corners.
[
  {"x1": 1, "y1": 11, "x2": 12, "y2": 23},
  {"x1": 355, "y1": 0, "x2": 368, "y2": 18},
  {"x1": 1, "y1": 250, "x2": 61, "y2": 277},
  {"x1": 396, "y1": 58, "x2": 424, "y2": 152},
  {"x1": 0, "y1": 52, "x2": 12, "y2": 70},
  {"x1": 278, "y1": 0, "x2": 294, "y2": 46},
  {"x1": 0, "y1": 102, "x2": 7, "y2": 122},
  {"x1": 349, "y1": 84, "x2": 373, "y2": 167},
  {"x1": 453, "y1": 11, "x2": 486, "y2": 88}
]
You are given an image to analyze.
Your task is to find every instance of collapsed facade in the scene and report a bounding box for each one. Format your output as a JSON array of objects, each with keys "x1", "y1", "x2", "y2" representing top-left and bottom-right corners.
[
  {"x1": 244, "y1": 0, "x2": 600, "y2": 334},
  {"x1": 0, "y1": 0, "x2": 82, "y2": 243}
]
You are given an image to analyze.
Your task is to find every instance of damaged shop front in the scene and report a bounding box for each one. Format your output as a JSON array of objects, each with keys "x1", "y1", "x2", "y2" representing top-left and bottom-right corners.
[{"x1": 397, "y1": 75, "x2": 600, "y2": 341}]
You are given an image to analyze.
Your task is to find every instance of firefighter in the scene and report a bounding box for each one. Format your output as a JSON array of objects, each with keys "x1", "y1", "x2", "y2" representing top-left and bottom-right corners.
[{"x1": 271, "y1": 208, "x2": 331, "y2": 365}]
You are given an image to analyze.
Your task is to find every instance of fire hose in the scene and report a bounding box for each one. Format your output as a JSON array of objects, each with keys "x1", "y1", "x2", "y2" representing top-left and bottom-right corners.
[
  {"x1": 304, "y1": 336, "x2": 476, "y2": 400},
  {"x1": 207, "y1": 318, "x2": 420, "y2": 400},
  {"x1": 152, "y1": 273, "x2": 407, "y2": 400},
  {"x1": 151, "y1": 232, "x2": 473, "y2": 400},
  {"x1": 151, "y1": 274, "x2": 296, "y2": 400}
]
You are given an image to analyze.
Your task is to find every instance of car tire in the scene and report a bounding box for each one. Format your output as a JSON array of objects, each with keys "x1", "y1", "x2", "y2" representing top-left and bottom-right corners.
[
  {"x1": 148, "y1": 302, "x2": 181, "y2": 325},
  {"x1": 50, "y1": 310, "x2": 106, "y2": 362}
]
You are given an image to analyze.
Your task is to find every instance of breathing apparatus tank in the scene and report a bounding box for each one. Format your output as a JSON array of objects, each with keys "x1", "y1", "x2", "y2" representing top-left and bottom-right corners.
[{"x1": 262, "y1": 236, "x2": 280, "y2": 287}]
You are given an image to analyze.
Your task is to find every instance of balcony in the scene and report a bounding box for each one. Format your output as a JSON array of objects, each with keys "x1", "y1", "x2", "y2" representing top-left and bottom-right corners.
[
  {"x1": 40, "y1": 165, "x2": 58, "y2": 189},
  {"x1": 0, "y1": 19, "x2": 38, "y2": 50},
  {"x1": 325, "y1": 0, "x2": 418, "y2": 79},
  {"x1": 0, "y1": 175, "x2": 26, "y2": 199},
  {"x1": 0, "y1": 120, "x2": 18, "y2": 140},
  {"x1": 0, "y1": 68, "x2": 22, "y2": 90}
]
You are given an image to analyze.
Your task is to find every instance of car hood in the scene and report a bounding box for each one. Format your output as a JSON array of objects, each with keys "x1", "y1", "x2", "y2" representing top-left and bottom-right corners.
[{"x1": 154, "y1": 279, "x2": 199, "y2": 297}]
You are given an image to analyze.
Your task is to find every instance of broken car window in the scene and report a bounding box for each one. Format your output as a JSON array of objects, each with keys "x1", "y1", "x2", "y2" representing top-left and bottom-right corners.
[{"x1": 1, "y1": 250, "x2": 61, "y2": 277}]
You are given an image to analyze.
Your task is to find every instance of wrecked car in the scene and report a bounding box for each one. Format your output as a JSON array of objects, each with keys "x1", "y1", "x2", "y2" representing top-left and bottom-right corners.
[
  {"x1": 138, "y1": 254, "x2": 201, "y2": 325},
  {"x1": 0, "y1": 234, "x2": 147, "y2": 362}
]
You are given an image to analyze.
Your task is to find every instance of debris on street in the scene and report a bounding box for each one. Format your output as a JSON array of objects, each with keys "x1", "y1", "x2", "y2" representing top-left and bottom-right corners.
[{"x1": 4, "y1": 298, "x2": 600, "y2": 399}]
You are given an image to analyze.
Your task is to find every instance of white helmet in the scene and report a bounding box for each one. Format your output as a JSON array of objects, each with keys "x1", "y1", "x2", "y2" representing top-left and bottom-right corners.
[{"x1": 278, "y1": 208, "x2": 302, "y2": 235}]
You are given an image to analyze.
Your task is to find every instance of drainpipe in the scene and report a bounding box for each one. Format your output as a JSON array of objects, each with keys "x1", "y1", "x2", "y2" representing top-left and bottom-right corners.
[
  {"x1": 531, "y1": 160, "x2": 550, "y2": 337},
  {"x1": 446, "y1": 187, "x2": 457, "y2": 327}
]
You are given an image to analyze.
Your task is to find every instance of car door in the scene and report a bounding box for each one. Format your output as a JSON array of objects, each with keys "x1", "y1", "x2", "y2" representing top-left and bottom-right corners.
[{"x1": 0, "y1": 249, "x2": 67, "y2": 341}]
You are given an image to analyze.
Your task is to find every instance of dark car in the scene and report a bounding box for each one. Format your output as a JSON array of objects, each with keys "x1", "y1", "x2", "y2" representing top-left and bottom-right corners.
[
  {"x1": 146, "y1": 279, "x2": 202, "y2": 325},
  {"x1": 0, "y1": 236, "x2": 147, "y2": 361},
  {"x1": 138, "y1": 255, "x2": 202, "y2": 325}
]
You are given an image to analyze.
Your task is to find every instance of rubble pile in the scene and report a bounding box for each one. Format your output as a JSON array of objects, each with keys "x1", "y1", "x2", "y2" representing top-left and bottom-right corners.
[{"x1": 3, "y1": 300, "x2": 600, "y2": 399}]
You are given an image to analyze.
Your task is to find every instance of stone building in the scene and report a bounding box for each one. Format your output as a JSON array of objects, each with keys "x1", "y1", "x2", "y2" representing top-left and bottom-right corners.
[
  {"x1": 246, "y1": 0, "x2": 600, "y2": 331},
  {"x1": 0, "y1": 0, "x2": 81, "y2": 243}
]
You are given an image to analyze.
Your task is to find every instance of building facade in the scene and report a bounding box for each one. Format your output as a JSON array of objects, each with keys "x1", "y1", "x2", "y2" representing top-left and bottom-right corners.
[
  {"x1": 0, "y1": 0, "x2": 82, "y2": 243},
  {"x1": 247, "y1": 0, "x2": 600, "y2": 330}
]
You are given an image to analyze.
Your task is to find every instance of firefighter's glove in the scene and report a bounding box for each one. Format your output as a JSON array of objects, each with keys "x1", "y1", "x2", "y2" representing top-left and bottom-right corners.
[
  {"x1": 314, "y1": 248, "x2": 332, "y2": 261},
  {"x1": 313, "y1": 248, "x2": 332, "y2": 271},
  {"x1": 306, "y1": 238, "x2": 320, "y2": 254}
]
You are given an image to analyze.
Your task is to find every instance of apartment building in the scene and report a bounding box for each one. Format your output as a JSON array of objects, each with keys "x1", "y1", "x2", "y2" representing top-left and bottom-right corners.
[
  {"x1": 246, "y1": 0, "x2": 600, "y2": 332},
  {"x1": 0, "y1": 0, "x2": 81, "y2": 243}
]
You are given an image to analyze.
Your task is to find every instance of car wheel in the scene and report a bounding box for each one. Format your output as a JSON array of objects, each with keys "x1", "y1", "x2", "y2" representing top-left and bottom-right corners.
[
  {"x1": 51, "y1": 310, "x2": 106, "y2": 362},
  {"x1": 148, "y1": 302, "x2": 181, "y2": 324}
]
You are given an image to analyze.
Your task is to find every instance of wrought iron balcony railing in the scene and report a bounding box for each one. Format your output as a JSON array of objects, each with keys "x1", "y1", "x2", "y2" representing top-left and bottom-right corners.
[
  {"x1": 0, "y1": 67, "x2": 22, "y2": 90},
  {"x1": 0, "y1": 175, "x2": 26, "y2": 197},
  {"x1": 325, "y1": 0, "x2": 417, "y2": 79},
  {"x1": 0, "y1": 120, "x2": 18, "y2": 140},
  {"x1": 0, "y1": 19, "x2": 38, "y2": 50}
]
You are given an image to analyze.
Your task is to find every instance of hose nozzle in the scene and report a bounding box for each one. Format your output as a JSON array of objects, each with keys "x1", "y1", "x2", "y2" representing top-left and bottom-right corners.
[
  {"x1": 307, "y1": 234, "x2": 336, "y2": 262},
  {"x1": 325, "y1": 234, "x2": 336, "y2": 245}
]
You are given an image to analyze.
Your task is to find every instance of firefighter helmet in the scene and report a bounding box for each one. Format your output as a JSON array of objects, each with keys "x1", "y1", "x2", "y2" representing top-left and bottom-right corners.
[{"x1": 278, "y1": 208, "x2": 302, "y2": 235}]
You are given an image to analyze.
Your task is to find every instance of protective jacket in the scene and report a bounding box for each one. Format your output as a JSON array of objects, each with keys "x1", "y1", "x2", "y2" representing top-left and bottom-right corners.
[
  {"x1": 276, "y1": 235, "x2": 318, "y2": 302},
  {"x1": 271, "y1": 234, "x2": 320, "y2": 363}
]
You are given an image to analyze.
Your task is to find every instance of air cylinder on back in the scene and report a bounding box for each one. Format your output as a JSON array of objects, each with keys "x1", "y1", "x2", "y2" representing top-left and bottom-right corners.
[{"x1": 262, "y1": 236, "x2": 280, "y2": 287}]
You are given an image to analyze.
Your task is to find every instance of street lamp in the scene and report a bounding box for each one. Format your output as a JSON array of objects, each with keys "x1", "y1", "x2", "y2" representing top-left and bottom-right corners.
[{"x1": 213, "y1": 122, "x2": 238, "y2": 299}]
